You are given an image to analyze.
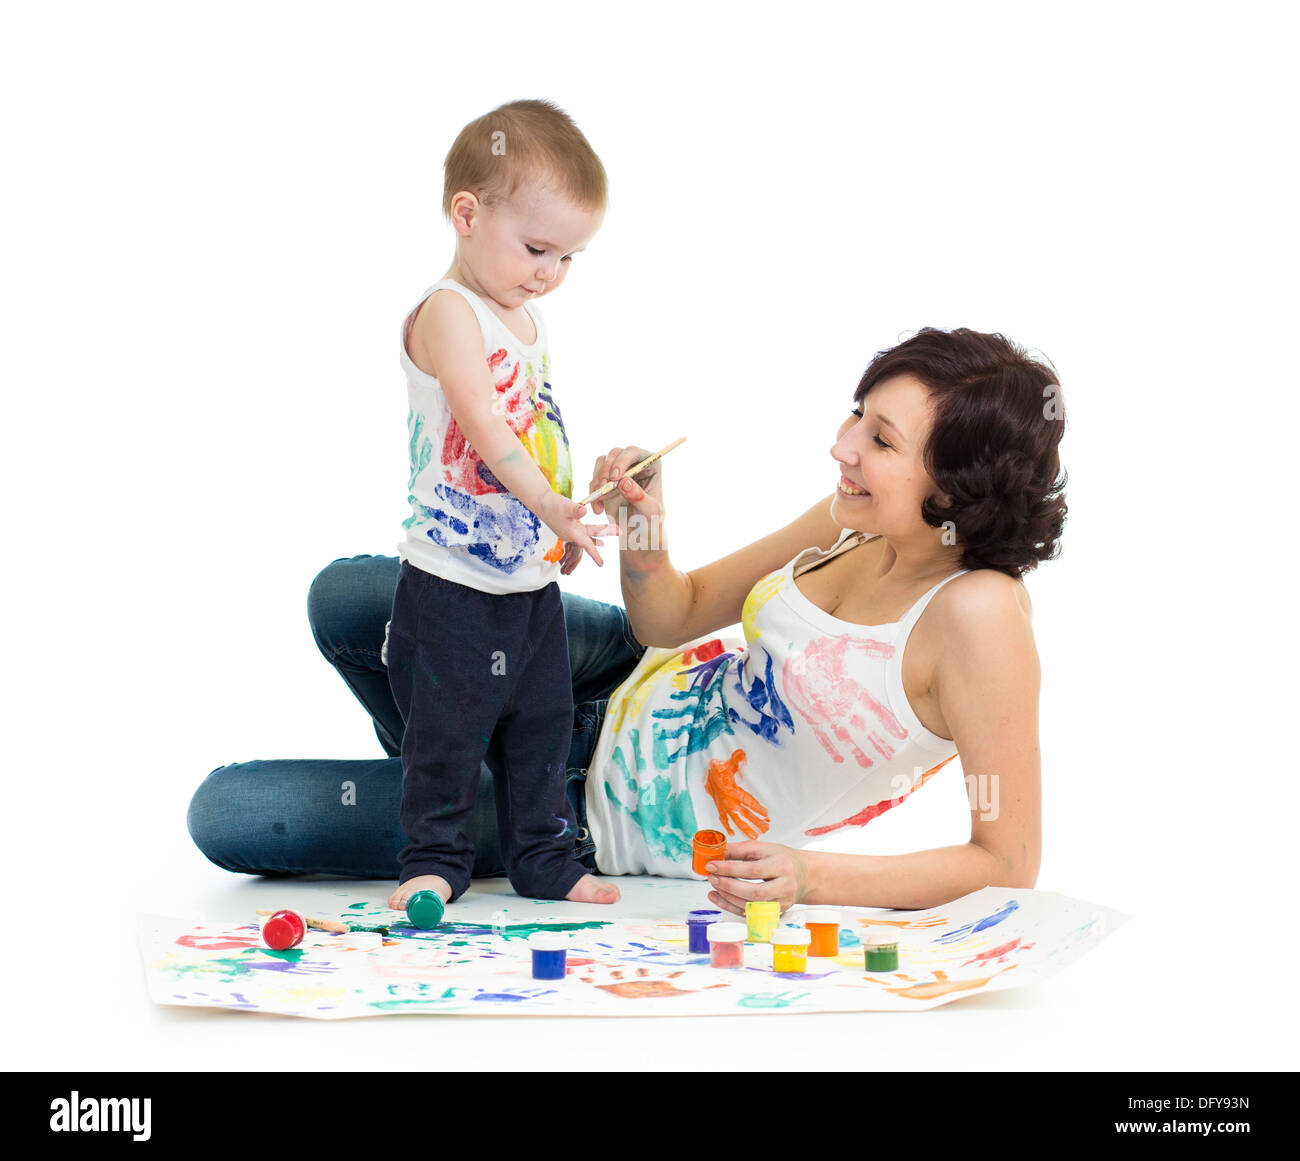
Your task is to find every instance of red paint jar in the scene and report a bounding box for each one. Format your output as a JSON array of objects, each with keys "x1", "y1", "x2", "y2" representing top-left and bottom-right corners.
[
  {"x1": 692, "y1": 829, "x2": 727, "y2": 876},
  {"x1": 706, "y1": 922, "x2": 746, "y2": 968},
  {"x1": 260, "y1": 909, "x2": 306, "y2": 950}
]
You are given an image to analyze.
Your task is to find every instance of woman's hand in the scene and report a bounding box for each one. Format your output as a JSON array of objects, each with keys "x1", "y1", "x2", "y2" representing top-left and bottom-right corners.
[
  {"x1": 588, "y1": 446, "x2": 666, "y2": 528},
  {"x1": 704, "y1": 841, "x2": 812, "y2": 916},
  {"x1": 558, "y1": 539, "x2": 584, "y2": 576}
]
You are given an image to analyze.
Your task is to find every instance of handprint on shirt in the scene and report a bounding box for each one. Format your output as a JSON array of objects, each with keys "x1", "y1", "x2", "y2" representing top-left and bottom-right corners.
[
  {"x1": 782, "y1": 635, "x2": 907, "y2": 766},
  {"x1": 803, "y1": 755, "x2": 955, "y2": 836},
  {"x1": 650, "y1": 652, "x2": 736, "y2": 770},
  {"x1": 703, "y1": 749, "x2": 770, "y2": 840},
  {"x1": 730, "y1": 646, "x2": 795, "y2": 744},
  {"x1": 440, "y1": 349, "x2": 536, "y2": 496}
]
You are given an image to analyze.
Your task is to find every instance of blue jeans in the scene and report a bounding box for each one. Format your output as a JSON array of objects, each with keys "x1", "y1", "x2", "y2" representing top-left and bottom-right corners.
[{"x1": 186, "y1": 554, "x2": 646, "y2": 880}]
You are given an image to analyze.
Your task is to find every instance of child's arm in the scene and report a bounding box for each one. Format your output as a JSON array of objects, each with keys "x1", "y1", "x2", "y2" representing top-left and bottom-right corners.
[{"x1": 419, "y1": 291, "x2": 614, "y2": 565}]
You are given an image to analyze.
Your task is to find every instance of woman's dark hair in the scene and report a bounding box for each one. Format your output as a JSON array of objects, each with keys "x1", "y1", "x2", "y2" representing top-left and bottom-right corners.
[{"x1": 854, "y1": 327, "x2": 1067, "y2": 577}]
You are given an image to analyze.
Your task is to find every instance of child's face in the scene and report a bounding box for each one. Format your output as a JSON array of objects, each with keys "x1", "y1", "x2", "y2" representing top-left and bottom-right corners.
[{"x1": 461, "y1": 183, "x2": 603, "y2": 310}]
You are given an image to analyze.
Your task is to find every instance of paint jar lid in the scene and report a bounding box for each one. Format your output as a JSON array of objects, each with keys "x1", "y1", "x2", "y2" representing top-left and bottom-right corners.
[
  {"x1": 405, "y1": 890, "x2": 445, "y2": 929},
  {"x1": 745, "y1": 900, "x2": 781, "y2": 917},
  {"x1": 802, "y1": 908, "x2": 840, "y2": 926},
  {"x1": 772, "y1": 925, "x2": 812, "y2": 947},
  {"x1": 527, "y1": 932, "x2": 569, "y2": 951},
  {"x1": 260, "y1": 909, "x2": 305, "y2": 949},
  {"x1": 687, "y1": 909, "x2": 723, "y2": 924},
  {"x1": 864, "y1": 930, "x2": 900, "y2": 949},
  {"x1": 706, "y1": 922, "x2": 747, "y2": 943}
]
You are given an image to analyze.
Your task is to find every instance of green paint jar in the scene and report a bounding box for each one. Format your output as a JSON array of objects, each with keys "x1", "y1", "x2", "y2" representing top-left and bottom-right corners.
[
  {"x1": 863, "y1": 931, "x2": 899, "y2": 972},
  {"x1": 406, "y1": 890, "x2": 445, "y2": 929}
]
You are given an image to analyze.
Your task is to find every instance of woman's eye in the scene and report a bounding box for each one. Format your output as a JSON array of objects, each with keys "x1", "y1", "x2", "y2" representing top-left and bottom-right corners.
[
  {"x1": 851, "y1": 406, "x2": 863, "y2": 419},
  {"x1": 873, "y1": 434, "x2": 892, "y2": 450},
  {"x1": 525, "y1": 244, "x2": 544, "y2": 256}
]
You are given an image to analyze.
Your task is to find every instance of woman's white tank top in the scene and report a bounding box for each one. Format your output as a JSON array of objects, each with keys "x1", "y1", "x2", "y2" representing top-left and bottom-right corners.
[{"x1": 585, "y1": 529, "x2": 967, "y2": 876}]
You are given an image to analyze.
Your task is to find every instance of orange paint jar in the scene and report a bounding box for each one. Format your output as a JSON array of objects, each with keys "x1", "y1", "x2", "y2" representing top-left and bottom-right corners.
[
  {"x1": 691, "y1": 829, "x2": 727, "y2": 876},
  {"x1": 803, "y1": 908, "x2": 841, "y2": 957}
]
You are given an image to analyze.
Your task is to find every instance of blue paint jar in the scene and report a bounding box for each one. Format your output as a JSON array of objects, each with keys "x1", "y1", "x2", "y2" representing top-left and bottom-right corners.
[
  {"x1": 528, "y1": 932, "x2": 568, "y2": 980},
  {"x1": 687, "y1": 909, "x2": 723, "y2": 954}
]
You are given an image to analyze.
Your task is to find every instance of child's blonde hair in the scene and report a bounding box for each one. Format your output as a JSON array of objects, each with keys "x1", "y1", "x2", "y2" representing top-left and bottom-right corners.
[{"x1": 442, "y1": 99, "x2": 607, "y2": 219}]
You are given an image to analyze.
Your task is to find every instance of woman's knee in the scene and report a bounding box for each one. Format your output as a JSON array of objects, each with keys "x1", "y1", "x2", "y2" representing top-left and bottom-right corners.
[
  {"x1": 186, "y1": 762, "x2": 253, "y2": 870},
  {"x1": 307, "y1": 554, "x2": 400, "y2": 658}
]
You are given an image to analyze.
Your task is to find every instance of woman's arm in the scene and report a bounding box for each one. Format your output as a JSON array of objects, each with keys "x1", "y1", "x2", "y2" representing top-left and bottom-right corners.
[
  {"x1": 706, "y1": 572, "x2": 1043, "y2": 911},
  {"x1": 589, "y1": 448, "x2": 842, "y2": 648}
]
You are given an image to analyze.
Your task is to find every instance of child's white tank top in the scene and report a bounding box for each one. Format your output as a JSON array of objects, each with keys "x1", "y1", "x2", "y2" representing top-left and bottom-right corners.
[
  {"x1": 397, "y1": 279, "x2": 573, "y2": 594},
  {"x1": 585, "y1": 529, "x2": 967, "y2": 876}
]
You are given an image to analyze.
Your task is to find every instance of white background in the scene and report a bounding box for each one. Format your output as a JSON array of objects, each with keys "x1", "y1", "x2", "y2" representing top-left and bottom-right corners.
[{"x1": 3, "y1": 0, "x2": 1297, "y2": 1072}]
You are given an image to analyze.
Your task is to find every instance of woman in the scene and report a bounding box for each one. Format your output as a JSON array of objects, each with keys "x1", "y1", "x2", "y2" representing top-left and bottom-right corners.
[{"x1": 188, "y1": 327, "x2": 1065, "y2": 913}]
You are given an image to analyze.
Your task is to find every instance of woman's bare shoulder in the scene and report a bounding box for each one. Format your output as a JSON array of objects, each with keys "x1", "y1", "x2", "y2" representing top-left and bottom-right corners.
[
  {"x1": 932, "y1": 568, "x2": 1032, "y2": 621},
  {"x1": 921, "y1": 569, "x2": 1036, "y2": 663}
]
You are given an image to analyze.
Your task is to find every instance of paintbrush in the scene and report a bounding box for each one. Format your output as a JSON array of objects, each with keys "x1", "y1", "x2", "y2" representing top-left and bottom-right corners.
[
  {"x1": 255, "y1": 909, "x2": 356, "y2": 935},
  {"x1": 577, "y1": 437, "x2": 685, "y2": 507}
]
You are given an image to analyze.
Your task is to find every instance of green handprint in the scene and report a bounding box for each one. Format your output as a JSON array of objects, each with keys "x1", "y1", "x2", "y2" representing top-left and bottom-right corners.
[{"x1": 736, "y1": 991, "x2": 810, "y2": 1009}]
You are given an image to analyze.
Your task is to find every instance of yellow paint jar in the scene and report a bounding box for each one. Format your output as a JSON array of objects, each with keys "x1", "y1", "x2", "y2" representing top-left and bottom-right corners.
[
  {"x1": 771, "y1": 926, "x2": 812, "y2": 974},
  {"x1": 745, "y1": 900, "x2": 781, "y2": 943}
]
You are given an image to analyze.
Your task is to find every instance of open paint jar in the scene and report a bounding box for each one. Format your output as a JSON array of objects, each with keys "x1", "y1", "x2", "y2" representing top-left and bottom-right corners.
[
  {"x1": 691, "y1": 829, "x2": 727, "y2": 875},
  {"x1": 771, "y1": 926, "x2": 812, "y2": 974},
  {"x1": 528, "y1": 932, "x2": 569, "y2": 980},
  {"x1": 686, "y1": 909, "x2": 723, "y2": 954},
  {"x1": 745, "y1": 900, "x2": 781, "y2": 943},
  {"x1": 803, "y1": 908, "x2": 841, "y2": 957},
  {"x1": 706, "y1": 922, "x2": 747, "y2": 968},
  {"x1": 863, "y1": 930, "x2": 900, "y2": 972}
]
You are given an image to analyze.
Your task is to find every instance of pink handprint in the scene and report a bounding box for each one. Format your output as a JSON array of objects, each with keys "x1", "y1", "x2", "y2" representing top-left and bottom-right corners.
[{"x1": 782, "y1": 636, "x2": 907, "y2": 766}]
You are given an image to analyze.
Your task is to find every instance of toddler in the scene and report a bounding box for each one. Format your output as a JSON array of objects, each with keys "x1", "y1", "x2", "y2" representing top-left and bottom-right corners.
[{"x1": 385, "y1": 99, "x2": 619, "y2": 911}]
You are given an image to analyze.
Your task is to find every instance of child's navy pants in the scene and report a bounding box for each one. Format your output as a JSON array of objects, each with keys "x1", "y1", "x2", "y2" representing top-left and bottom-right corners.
[{"x1": 385, "y1": 560, "x2": 587, "y2": 903}]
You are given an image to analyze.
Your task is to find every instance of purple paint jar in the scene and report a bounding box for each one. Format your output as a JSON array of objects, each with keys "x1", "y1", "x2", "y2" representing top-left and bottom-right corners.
[
  {"x1": 687, "y1": 909, "x2": 723, "y2": 954},
  {"x1": 528, "y1": 932, "x2": 568, "y2": 980}
]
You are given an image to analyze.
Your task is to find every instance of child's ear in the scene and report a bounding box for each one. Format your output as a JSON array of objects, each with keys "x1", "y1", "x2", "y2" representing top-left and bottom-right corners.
[{"x1": 449, "y1": 191, "x2": 480, "y2": 237}]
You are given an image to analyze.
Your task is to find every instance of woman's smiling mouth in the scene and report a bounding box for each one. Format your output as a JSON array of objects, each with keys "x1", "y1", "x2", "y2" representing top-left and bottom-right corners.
[{"x1": 838, "y1": 476, "x2": 870, "y2": 497}]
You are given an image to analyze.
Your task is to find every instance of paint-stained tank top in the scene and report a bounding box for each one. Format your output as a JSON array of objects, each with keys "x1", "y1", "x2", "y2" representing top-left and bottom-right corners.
[
  {"x1": 584, "y1": 530, "x2": 966, "y2": 876},
  {"x1": 397, "y1": 279, "x2": 573, "y2": 594}
]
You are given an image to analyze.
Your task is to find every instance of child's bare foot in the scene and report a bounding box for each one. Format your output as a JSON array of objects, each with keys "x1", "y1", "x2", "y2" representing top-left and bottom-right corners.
[
  {"x1": 388, "y1": 875, "x2": 452, "y2": 911},
  {"x1": 566, "y1": 873, "x2": 620, "y2": 904}
]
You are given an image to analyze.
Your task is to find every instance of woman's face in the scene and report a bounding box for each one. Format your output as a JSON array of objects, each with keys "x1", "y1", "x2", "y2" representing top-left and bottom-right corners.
[{"x1": 829, "y1": 373, "x2": 945, "y2": 540}]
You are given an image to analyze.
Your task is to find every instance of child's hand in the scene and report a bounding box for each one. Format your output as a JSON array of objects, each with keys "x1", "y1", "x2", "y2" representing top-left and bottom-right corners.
[
  {"x1": 559, "y1": 540, "x2": 584, "y2": 575},
  {"x1": 536, "y1": 491, "x2": 618, "y2": 567}
]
